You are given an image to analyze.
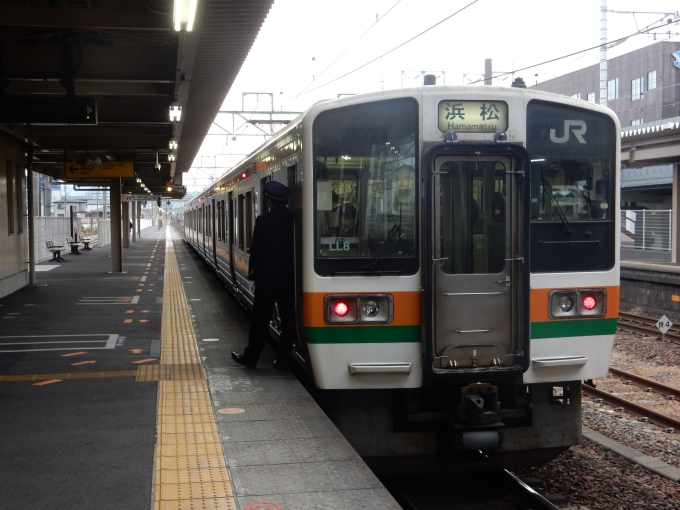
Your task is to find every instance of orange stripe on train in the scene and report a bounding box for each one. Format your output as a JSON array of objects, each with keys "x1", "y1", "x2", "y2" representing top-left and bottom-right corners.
[
  {"x1": 530, "y1": 286, "x2": 620, "y2": 323},
  {"x1": 303, "y1": 292, "x2": 422, "y2": 327}
]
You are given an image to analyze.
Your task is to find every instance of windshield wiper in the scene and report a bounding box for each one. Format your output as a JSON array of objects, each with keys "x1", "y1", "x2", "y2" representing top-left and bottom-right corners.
[
  {"x1": 365, "y1": 223, "x2": 401, "y2": 271},
  {"x1": 541, "y1": 171, "x2": 573, "y2": 234}
]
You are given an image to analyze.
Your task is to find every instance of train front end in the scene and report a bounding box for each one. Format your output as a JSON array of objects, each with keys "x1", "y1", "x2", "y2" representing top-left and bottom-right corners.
[{"x1": 299, "y1": 85, "x2": 619, "y2": 471}]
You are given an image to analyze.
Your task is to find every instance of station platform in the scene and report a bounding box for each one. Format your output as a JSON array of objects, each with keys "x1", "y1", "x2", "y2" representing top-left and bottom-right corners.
[
  {"x1": 621, "y1": 247, "x2": 680, "y2": 274},
  {"x1": 0, "y1": 227, "x2": 398, "y2": 510}
]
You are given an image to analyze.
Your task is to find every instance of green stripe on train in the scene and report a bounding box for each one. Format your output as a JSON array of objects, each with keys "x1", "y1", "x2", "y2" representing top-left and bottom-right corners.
[
  {"x1": 530, "y1": 318, "x2": 618, "y2": 339},
  {"x1": 306, "y1": 325, "x2": 420, "y2": 344}
]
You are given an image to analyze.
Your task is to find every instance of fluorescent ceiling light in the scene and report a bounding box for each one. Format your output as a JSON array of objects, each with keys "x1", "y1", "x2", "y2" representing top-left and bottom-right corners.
[
  {"x1": 169, "y1": 139, "x2": 178, "y2": 150},
  {"x1": 169, "y1": 105, "x2": 182, "y2": 122},
  {"x1": 174, "y1": 0, "x2": 198, "y2": 32}
]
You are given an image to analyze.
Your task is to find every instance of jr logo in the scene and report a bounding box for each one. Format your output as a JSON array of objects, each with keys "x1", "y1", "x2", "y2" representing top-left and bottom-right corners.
[{"x1": 550, "y1": 120, "x2": 587, "y2": 144}]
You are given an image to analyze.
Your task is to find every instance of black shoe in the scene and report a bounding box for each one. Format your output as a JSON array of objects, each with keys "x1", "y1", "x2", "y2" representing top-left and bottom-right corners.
[
  {"x1": 273, "y1": 359, "x2": 288, "y2": 370},
  {"x1": 231, "y1": 352, "x2": 256, "y2": 368}
]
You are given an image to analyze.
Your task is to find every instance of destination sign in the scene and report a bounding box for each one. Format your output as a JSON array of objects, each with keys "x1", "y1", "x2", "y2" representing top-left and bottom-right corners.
[
  {"x1": 438, "y1": 100, "x2": 508, "y2": 133},
  {"x1": 65, "y1": 161, "x2": 134, "y2": 178},
  {"x1": 123, "y1": 195, "x2": 153, "y2": 202}
]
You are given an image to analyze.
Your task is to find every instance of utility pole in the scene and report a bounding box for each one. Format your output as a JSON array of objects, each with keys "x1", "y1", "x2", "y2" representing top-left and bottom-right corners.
[
  {"x1": 484, "y1": 59, "x2": 492, "y2": 85},
  {"x1": 600, "y1": 0, "x2": 608, "y2": 107}
]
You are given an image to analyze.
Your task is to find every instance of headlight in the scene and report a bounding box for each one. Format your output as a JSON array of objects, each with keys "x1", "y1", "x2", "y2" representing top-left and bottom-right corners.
[
  {"x1": 361, "y1": 300, "x2": 380, "y2": 317},
  {"x1": 324, "y1": 295, "x2": 393, "y2": 324},
  {"x1": 549, "y1": 289, "x2": 606, "y2": 319},
  {"x1": 558, "y1": 295, "x2": 574, "y2": 313}
]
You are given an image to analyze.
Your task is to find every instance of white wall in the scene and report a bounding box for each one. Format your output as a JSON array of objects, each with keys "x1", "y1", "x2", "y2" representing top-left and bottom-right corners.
[{"x1": 0, "y1": 136, "x2": 28, "y2": 298}]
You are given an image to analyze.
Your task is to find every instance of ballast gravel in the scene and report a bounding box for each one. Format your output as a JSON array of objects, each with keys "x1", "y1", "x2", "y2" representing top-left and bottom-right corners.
[{"x1": 515, "y1": 327, "x2": 680, "y2": 509}]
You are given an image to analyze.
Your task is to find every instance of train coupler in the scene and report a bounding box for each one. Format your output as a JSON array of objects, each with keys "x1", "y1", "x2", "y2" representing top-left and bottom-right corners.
[{"x1": 457, "y1": 382, "x2": 501, "y2": 426}]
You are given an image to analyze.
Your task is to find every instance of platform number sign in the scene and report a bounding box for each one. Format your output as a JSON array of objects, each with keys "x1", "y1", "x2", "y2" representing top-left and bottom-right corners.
[{"x1": 656, "y1": 315, "x2": 673, "y2": 334}]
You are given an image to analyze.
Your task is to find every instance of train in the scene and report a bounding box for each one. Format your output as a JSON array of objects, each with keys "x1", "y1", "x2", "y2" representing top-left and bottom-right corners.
[{"x1": 181, "y1": 78, "x2": 620, "y2": 472}]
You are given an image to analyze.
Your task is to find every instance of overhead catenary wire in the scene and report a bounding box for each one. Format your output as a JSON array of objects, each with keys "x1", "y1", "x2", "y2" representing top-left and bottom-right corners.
[
  {"x1": 295, "y1": 0, "x2": 404, "y2": 97},
  {"x1": 468, "y1": 15, "x2": 679, "y2": 85},
  {"x1": 296, "y1": 0, "x2": 481, "y2": 97},
  {"x1": 278, "y1": 0, "x2": 371, "y2": 105}
]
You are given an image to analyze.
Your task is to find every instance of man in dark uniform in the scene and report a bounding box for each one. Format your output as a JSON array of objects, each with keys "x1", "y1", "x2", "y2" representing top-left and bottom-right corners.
[{"x1": 232, "y1": 181, "x2": 296, "y2": 369}]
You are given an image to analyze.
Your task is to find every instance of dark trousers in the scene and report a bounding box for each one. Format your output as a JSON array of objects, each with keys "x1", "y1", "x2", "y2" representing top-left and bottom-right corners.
[{"x1": 243, "y1": 284, "x2": 295, "y2": 363}]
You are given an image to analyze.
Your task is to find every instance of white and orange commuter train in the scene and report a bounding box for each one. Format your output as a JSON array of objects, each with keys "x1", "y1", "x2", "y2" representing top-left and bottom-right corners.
[{"x1": 182, "y1": 80, "x2": 620, "y2": 471}]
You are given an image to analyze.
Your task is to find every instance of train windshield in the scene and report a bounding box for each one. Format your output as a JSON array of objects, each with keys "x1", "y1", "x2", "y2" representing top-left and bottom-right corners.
[
  {"x1": 313, "y1": 98, "x2": 419, "y2": 275},
  {"x1": 527, "y1": 100, "x2": 617, "y2": 272}
]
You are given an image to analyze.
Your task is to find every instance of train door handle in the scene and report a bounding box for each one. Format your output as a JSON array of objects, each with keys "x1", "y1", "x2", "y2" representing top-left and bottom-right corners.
[
  {"x1": 432, "y1": 257, "x2": 448, "y2": 264},
  {"x1": 497, "y1": 276, "x2": 510, "y2": 286}
]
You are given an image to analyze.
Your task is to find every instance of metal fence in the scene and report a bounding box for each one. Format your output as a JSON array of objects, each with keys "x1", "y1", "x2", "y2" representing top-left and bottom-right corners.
[{"x1": 621, "y1": 209, "x2": 672, "y2": 251}]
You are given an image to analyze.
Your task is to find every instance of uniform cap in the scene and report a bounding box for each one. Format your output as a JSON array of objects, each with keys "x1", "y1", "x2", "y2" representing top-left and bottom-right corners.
[{"x1": 264, "y1": 181, "x2": 291, "y2": 200}]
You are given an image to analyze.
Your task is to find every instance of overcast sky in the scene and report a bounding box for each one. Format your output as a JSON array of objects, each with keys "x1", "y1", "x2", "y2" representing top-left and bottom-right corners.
[{"x1": 184, "y1": 0, "x2": 680, "y2": 191}]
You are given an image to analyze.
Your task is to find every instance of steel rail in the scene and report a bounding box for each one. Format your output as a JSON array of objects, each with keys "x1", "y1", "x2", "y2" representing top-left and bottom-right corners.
[
  {"x1": 617, "y1": 312, "x2": 680, "y2": 345},
  {"x1": 502, "y1": 470, "x2": 561, "y2": 510},
  {"x1": 582, "y1": 385, "x2": 680, "y2": 430},
  {"x1": 609, "y1": 367, "x2": 680, "y2": 401},
  {"x1": 619, "y1": 311, "x2": 680, "y2": 334}
]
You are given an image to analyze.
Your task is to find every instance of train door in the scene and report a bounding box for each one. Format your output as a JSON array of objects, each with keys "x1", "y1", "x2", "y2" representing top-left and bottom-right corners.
[
  {"x1": 431, "y1": 153, "x2": 526, "y2": 372},
  {"x1": 228, "y1": 191, "x2": 236, "y2": 285},
  {"x1": 286, "y1": 163, "x2": 308, "y2": 360},
  {"x1": 200, "y1": 205, "x2": 205, "y2": 254},
  {"x1": 211, "y1": 198, "x2": 217, "y2": 266}
]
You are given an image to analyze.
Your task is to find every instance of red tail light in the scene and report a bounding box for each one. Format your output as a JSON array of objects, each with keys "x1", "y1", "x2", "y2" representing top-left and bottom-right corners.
[
  {"x1": 334, "y1": 302, "x2": 349, "y2": 317},
  {"x1": 582, "y1": 295, "x2": 597, "y2": 310}
]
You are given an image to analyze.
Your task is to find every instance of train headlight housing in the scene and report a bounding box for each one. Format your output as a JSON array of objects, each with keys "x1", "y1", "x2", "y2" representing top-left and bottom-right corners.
[
  {"x1": 549, "y1": 289, "x2": 606, "y2": 319},
  {"x1": 324, "y1": 295, "x2": 393, "y2": 324},
  {"x1": 362, "y1": 300, "x2": 380, "y2": 317},
  {"x1": 558, "y1": 295, "x2": 574, "y2": 313}
]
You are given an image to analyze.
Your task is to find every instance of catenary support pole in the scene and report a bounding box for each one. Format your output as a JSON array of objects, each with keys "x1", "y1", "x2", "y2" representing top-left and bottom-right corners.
[
  {"x1": 122, "y1": 200, "x2": 130, "y2": 248},
  {"x1": 132, "y1": 200, "x2": 137, "y2": 243},
  {"x1": 137, "y1": 201, "x2": 142, "y2": 239},
  {"x1": 110, "y1": 178, "x2": 123, "y2": 272}
]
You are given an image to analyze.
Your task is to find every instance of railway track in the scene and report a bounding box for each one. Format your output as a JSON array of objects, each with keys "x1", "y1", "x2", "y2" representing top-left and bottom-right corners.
[
  {"x1": 385, "y1": 470, "x2": 561, "y2": 509},
  {"x1": 582, "y1": 367, "x2": 680, "y2": 431},
  {"x1": 618, "y1": 311, "x2": 680, "y2": 345}
]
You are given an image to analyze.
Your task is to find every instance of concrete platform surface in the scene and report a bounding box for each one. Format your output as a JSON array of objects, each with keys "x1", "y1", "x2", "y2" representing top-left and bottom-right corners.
[{"x1": 0, "y1": 226, "x2": 399, "y2": 510}]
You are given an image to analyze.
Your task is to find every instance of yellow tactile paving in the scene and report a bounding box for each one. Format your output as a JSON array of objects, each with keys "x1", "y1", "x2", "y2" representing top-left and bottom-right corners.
[
  {"x1": 154, "y1": 498, "x2": 237, "y2": 510},
  {"x1": 157, "y1": 468, "x2": 231, "y2": 485},
  {"x1": 152, "y1": 229, "x2": 234, "y2": 509}
]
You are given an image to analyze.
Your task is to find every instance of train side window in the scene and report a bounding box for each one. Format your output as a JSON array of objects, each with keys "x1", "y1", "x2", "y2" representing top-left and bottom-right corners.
[
  {"x1": 207, "y1": 204, "x2": 212, "y2": 237},
  {"x1": 245, "y1": 190, "x2": 253, "y2": 253},
  {"x1": 198, "y1": 206, "x2": 203, "y2": 234},
  {"x1": 216, "y1": 202, "x2": 221, "y2": 241},
  {"x1": 228, "y1": 192, "x2": 234, "y2": 247},
  {"x1": 260, "y1": 176, "x2": 271, "y2": 215},
  {"x1": 238, "y1": 194, "x2": 245, "y2": 251},
  {"x1": 220, "y1": 200, "x2": 226, "y2": 241}
]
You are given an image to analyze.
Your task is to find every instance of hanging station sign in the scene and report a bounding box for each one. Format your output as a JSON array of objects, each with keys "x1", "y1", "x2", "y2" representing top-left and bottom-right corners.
[{"x1": 64, "y1": 161, "x2": 135, "y2": 178}]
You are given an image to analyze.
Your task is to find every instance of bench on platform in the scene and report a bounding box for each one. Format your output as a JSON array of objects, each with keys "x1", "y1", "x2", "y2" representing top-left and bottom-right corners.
[
  {"x1": 66, "y1": 236, "x2": 83, "y2": 255},
  {"x1": 46, "y1": 240, "x2": 66, "y2": 262},
  {"x1": 80, "y1": 235, "x2": 94, "y2": 250}
]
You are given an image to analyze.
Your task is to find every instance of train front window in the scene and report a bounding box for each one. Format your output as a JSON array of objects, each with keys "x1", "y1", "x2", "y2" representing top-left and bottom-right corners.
[
  {"x1": 530, "y1": 158, "x2": 612, "y2": 222},
  {"x1": 527, "y1": 100, "x2": 616, "y2": 272},
  {"x1": 313, "y1": 98, "x2": 419, "y2": 275}
]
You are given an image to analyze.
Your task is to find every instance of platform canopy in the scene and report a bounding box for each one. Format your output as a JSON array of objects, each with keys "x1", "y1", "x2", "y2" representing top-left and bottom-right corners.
[{"x1": 0, "y1": 0, "x2": 273, "y2": 198}]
